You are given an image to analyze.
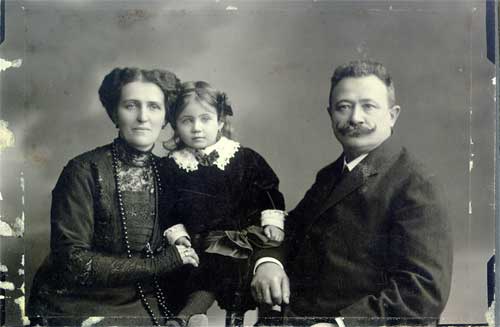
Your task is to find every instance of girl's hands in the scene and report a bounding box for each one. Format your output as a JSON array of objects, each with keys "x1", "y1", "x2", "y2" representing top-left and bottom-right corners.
[{"x1": 264, "y1": 225, "x2": 284, "y2": 242}]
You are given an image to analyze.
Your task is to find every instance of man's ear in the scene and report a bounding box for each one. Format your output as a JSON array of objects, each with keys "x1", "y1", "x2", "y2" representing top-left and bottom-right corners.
[
  {"x1": 389, "y1": 105, "x2": 401, "y2": 127},
  {"x1": 326, "y1": 106, "x2": 333, "y2": 116}
]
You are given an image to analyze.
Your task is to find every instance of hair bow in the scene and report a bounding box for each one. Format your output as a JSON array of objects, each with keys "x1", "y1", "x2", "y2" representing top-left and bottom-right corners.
[{"x1": 217, "y1": 93, "x2": 234, "y2": 116}]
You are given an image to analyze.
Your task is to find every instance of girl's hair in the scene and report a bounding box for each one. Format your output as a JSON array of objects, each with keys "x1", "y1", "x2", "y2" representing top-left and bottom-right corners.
[
  {"x1": 98, "y1": 67, "x2": 181, "y2": 125},
  {"x1": 164, "y1": 81, "x2": 234, "y2": 150}
]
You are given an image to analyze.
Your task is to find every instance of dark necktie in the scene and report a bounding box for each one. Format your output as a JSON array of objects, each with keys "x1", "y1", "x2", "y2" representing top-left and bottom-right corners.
[{"x1": 338, "y1": 164, "x2": 350, "y2": 182}]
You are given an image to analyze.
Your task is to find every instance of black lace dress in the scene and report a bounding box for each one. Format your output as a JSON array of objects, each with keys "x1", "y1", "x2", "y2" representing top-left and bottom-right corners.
[{"x1": 28, "y1": 138, "x2": 188, "y2": 326}]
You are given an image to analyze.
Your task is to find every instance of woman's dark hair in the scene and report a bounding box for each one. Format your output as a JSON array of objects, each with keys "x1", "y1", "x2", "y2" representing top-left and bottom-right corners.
[
  {"x1": 98, "y1": 67, "x2": 181, "y2": 124},
  {"x1": 164, "y1": 81, "x2": 233, "y2": 150}
]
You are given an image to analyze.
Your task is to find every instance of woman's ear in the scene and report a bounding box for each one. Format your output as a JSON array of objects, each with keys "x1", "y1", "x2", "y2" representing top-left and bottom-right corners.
[{"x1": 111, "y1": 111, "x2": 119, "y2": 128}]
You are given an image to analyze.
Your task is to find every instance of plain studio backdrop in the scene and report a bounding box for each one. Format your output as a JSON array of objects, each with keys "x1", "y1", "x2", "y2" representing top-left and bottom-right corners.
[{"x1": 0, "y1": 1, "x2": 495, "y2": 325}]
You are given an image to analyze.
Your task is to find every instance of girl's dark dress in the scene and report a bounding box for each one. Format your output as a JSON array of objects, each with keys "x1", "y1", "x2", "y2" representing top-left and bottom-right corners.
[
  {"x1": 28, "y1": 138, "x2": 188, "y2": 326},
  {"x1": 160, "y1": 137, "x2": 285, "y2": 311}
]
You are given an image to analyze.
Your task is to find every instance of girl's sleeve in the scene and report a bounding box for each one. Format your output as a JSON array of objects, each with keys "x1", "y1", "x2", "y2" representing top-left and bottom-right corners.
[
  {"x1": 246, "y1": 149, "x2": 286, "y2": 225},
  {"x1": 50, "y1": 159, "x2": 183, "y2": 288},
  {"x1": 158, "y1": 158, "x2": 191, "y2": 245}
]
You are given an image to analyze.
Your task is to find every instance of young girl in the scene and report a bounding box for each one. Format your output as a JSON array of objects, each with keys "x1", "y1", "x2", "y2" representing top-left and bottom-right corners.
[{"x1": 160, "y1": 81, "x2": 286, "y2": 325}]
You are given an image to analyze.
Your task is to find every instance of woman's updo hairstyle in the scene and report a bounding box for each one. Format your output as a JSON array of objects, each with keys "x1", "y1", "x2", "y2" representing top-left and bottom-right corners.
[
  {"x1": 164, "y1": 81, "x2": 233, "y2": 150},
  {"x1": 98, "y1": 67, "x2": 181, "y2": 125}
]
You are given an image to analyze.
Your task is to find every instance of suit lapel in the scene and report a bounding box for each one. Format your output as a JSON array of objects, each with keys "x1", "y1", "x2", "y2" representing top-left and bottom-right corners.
[
  {"x1": 299, "y1": 137, "x2": 402, "y2": 236},
  {"x1": 315, "y1": 136, "x2": 403, "y2": 218},
  {"x1": 316, "y1": 159, "x2": 378, "y2": 218}
]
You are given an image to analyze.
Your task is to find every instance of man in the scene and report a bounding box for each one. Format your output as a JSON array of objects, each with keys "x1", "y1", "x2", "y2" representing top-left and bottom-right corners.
[{"x1": 251, "y1": 60, "x2": 452, "y2": 326}]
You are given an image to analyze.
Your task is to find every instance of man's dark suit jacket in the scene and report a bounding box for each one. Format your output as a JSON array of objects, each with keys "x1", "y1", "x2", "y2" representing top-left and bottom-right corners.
[{"x1": 256, "y1": 137, "x2": 452, "y2": 326}]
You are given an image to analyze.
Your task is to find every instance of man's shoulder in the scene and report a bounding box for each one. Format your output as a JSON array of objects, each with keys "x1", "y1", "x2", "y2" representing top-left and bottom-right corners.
[
  {"x1": 366, "y1": 137, "x2": 433, "y2": 178},
  {"x1": 375, "y1": 146, "x2": 445, "y2": 201},
  {"x1": 316, "y1": 159, "x2": 342, "y2": 179},
  {"x1": 388, "y1": 147, "x2": 435, "y2": 180}
]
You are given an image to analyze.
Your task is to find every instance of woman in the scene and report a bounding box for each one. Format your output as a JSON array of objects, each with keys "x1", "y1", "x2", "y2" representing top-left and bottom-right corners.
[{"x1": 28, "y1": 68, "x2": 199, "y2": 326}]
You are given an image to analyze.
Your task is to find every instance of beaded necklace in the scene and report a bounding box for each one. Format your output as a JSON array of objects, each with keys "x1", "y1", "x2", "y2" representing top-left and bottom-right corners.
[{"x1": 111, "y1": 139, "x2": 173, "y2": 326}]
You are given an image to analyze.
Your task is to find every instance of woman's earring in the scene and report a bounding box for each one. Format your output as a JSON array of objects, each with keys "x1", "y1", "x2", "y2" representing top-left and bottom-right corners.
[{"x1": 216, "y1": 129, "x2": 222, "y2": 141}]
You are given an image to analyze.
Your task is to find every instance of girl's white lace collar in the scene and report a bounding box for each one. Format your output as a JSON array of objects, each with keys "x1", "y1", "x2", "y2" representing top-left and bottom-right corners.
[{"x1": 169, "y1": 137, "x2": 241, "y2": 172}]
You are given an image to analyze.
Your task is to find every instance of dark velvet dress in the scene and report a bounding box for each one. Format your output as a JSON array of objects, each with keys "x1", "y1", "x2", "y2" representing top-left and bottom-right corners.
[
  {"x1": 160, "y1": 137, "x2": 285, "y2": 311},
  {"x1": 28, "y1": 138, "x2": 188, "y2": 326}
]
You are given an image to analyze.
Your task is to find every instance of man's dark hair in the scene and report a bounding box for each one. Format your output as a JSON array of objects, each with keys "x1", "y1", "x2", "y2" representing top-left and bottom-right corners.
[{"x1": 328, "y1": 60, "x2": 396, "y2": 107}]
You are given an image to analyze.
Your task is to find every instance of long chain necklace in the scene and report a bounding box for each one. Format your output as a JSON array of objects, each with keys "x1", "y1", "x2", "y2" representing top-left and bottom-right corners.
[{"x1": 111, "y1": 140, "x2": 173, "y2": 326}]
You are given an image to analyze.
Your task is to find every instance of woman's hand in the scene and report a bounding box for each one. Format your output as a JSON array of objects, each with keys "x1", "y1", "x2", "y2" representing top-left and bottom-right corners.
[
  {"x1": 176, "y1": 245, "x2": 199, "y2": 267},
  {"x1": 175, "y1": 236, "x2": 192, "y2": 247},
  {"x1": 264, "y1": 225, "x2": 285, "y2": 242}
]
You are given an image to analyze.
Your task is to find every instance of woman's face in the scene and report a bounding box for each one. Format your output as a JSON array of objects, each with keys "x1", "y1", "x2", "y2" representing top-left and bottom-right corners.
[
  {"x1": 175, "y1": 100, "x2": 224, "y2": 150},
  {"x1": 116, "y1": 81, "x2": 166, "y2": 151}
]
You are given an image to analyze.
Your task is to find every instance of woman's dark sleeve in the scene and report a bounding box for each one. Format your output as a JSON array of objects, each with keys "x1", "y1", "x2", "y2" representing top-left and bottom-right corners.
[
  {"x1": 50, "y1": 159, "x2": 183, "y2": 288},
  {"x1": 158, "y1": 157, "x2": 184, "y2": 229}
]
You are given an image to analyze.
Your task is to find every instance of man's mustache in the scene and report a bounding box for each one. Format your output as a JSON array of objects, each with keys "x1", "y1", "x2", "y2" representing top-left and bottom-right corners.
[{"x1": 337, "y1": 123, "x2": 375, "y2": 137}]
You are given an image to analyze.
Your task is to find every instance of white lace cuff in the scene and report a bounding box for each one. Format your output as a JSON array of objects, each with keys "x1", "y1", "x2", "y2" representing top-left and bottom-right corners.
[
  {"x1": 163, "y1": 224, "x2": 190, "y2": 245},
  {"x1": 261, "y1": 209, "x2": 287, "y2": 230}
]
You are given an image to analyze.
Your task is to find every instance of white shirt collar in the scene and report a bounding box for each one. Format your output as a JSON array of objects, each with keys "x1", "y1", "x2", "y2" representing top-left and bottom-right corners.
[{"x1": 343, "y1": 153, "x2": 369, "y2": 172}]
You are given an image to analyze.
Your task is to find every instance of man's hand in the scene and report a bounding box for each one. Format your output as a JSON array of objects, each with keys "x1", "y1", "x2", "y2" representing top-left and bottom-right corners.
[{"x1": 251, "y1": 262, "x2": 290, "y2": 306}]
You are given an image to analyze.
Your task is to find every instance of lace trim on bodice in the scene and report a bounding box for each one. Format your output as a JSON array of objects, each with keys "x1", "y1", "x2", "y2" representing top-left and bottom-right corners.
[{"x1": 169, "y1": 137, "x2": 240, "y2": 172}]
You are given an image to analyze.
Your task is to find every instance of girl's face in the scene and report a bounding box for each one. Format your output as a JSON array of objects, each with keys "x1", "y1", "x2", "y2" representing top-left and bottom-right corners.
[
  {"x1": 175, "y1": 100, "x2": 224, "y2": 150},
  {"x1": 116, "y1": 81, "x2": 166, "y2": 151}
]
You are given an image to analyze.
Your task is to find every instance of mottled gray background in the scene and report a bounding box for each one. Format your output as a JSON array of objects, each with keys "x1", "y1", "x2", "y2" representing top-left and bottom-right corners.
[{"x1": 0, "y1": 1, "x2": 495, "y2": 325}]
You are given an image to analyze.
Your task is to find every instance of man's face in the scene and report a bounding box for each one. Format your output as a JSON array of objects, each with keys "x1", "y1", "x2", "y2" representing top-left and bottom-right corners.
[{"x1": 329, "y1": 75, "x2": 400, "y2": 158}]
